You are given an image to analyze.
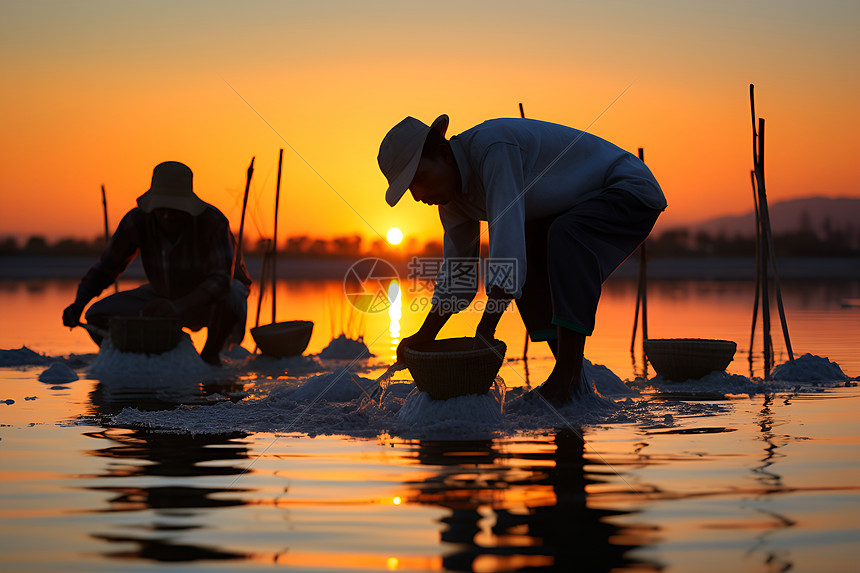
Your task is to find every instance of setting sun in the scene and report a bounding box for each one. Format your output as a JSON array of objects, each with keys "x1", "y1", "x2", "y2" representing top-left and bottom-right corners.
[{"x1": 386, "y1": 227, "x2": 403, "y2": 245}]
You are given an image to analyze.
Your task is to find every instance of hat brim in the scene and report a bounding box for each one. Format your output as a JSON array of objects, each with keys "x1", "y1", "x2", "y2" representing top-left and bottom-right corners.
[
  {"x1": 385, "y1": 114, "x2": 450, "y2": 207},
  {"x1": 137, "y1": 190, "x2": 207, "y2": 216}
]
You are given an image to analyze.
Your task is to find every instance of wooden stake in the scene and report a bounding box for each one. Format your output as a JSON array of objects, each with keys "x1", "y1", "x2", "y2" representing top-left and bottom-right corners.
[{"x1": 518, "y1": 102, "x2": 525, "y2": 119}]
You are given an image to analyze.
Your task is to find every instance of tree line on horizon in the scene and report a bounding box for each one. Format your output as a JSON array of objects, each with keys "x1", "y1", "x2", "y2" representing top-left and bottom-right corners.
[{"x1": 2, "y1": 225, "x2": 858, "y2": 259}]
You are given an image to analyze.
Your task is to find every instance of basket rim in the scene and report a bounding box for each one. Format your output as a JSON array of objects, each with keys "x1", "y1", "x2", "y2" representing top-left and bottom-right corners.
[
  {"x1": 251, "y1": 320, "x2": 314, "y2": 331},
  {"x1": 644, "y1": 338, "x2": 736, "y2": 345},
  {"x1": 403, "y1": 337, "x2": 506, "y2": 360}
]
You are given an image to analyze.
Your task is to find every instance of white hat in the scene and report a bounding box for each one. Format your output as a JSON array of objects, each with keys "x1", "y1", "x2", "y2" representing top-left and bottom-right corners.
[{"x1": 378, "y1": 114, "x2": 449, "y2": 207}]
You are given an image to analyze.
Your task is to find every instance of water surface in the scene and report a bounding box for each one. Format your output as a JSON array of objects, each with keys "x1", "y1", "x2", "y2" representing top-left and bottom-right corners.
[{"x1": 1, "y1": 277, "x2": 858, "y2": 572}]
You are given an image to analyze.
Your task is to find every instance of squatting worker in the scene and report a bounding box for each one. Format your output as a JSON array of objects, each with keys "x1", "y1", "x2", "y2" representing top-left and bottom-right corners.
[
  {"x1": 378, "y1": 115, "x2": 667, "y2": 402},
  {"x1": 62, "y1": 161, "x2": 252, "y2": 366}
]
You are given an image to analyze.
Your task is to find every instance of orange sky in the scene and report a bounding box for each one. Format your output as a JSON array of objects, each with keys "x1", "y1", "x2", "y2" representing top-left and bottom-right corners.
[{"x1": 2, "y1": 1, "x2": 859, "y2": 246}]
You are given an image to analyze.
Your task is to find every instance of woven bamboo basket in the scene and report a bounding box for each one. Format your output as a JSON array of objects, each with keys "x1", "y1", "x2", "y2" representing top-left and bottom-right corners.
[
  {"x1": 644, "y1": 338, "x2": 737, "y2": 381},
  {"x1": 251, "y1": 320, "x2": 314, "y2": 358},
  {"x1": 108, "y1": 316, "x2": 182, "y2": 355},
  {"x1": 402, "y1": 337, "x2": 507, "y2": 400}
]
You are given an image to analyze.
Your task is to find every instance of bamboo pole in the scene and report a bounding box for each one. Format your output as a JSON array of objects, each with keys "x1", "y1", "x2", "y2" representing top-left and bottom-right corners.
[
  {"x1": 100, "y1": 184, "x2": 118, "y2": 293},
  {"x1": 638, "y1": 148, "x2": 648, "y2": 344},
  {"x1": 630, "y1": 267, "x2": 641, "y2": 354},
  {"x1": 100, "y1": 184, "x2": 110, "y2": 245},
  {"x1": 232, "y1": 157, "x2": 254, "y2": 280},
  {"x1": 255, "y1": 239, "x2": 271, "y2": 329},
  {"x1": 756, "y1": 118, "x2": 794, "y2": 363},
  {"x1": 749, "y1": 84, "x2": 795, "y2": 376},
  {"x1": 519, "y1": 102, "x2": 529, "y2": 360},
  {"x1": 631, "y1": 148, "x2": 649, "y2": 353},
  {"x1": 749, "y1": 86, "x2": 760, "y2": 370},
  {"x1": 272, "y1": 149, "x2": 283, "y2": 324},
  {"x1": 756, "y1": 117, "x2": 773, "y2": 376},
  {"x1": 748, "y1": 170, "x2": 761, "y2": 370}
]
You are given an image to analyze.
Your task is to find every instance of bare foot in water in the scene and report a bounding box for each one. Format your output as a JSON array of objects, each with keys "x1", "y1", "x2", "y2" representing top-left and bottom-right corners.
[
  {"x1": 534, "y1": 370, "x2": 590, "y2": 403},
  {"x1": 200, "y1": 350, "x2": 222, "y2": 367}
]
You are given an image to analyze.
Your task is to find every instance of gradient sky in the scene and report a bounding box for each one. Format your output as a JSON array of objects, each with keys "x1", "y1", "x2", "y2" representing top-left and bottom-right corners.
[{"x1": 2, "y1": 0, "x2": 859, "y2": 246}]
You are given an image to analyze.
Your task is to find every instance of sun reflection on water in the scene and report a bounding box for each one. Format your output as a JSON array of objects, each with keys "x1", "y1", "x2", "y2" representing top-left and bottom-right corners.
[{"x1": 388, "y1": 280, "x2": 402, "y2": 362}]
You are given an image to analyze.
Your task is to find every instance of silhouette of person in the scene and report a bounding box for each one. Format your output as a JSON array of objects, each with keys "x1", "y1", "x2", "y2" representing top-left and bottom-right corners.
[
  {"x1": 62, "y1": 161, "x2": 251, "y2": 365},
  {"x1": 379, "y1": 116, "x2": 666, "y2": 402}
]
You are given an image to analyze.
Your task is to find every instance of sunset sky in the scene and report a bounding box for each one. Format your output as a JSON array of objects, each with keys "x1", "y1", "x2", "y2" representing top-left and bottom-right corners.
[{"x1": 2, "y1": 1, "x2": 858, "y2": 247}]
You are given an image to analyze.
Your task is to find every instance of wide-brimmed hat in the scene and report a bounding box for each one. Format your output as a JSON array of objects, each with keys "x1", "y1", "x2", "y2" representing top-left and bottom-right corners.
[
  {"x1": 378, "y1": 114, "x2": 449, "y2": 207},
  {"x1": 137, "y1": 161, "x2": 207, "y2": 216}
]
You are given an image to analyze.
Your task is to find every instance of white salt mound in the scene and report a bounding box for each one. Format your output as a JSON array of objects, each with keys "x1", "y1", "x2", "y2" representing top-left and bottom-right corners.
[
  {"x1": 584, "y1": 359, "x2": 638, "y2": 396},
  {"x1": 89, "y1": 334, "x2": 211, "y2": 380},
  {"x1": 398, "y1": 378, "x2": 505, "y2": 430},
  {"x1": 638, "y1": 370, "x2": 761, "y2": 396},
  {"x1": 288, "y1": 368, "x2": 377, "y2": 402},
  {"x1": 38, "y1": 362, "x2": 78, "y2": 383},
  {"x1": 250, "y1": 353, "x2": 326, "y2": 377},
  {"x1": 770, "y1": 353, "x2": 848, "y2": 382},
  {"x1": 319, "y1": 335, "x2": 373, "y2": 360}
]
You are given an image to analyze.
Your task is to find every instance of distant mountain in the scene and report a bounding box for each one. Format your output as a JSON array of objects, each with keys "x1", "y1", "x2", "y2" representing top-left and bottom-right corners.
[{"x1": 679, "y1": 197, "x2": 860, "y2": 240}]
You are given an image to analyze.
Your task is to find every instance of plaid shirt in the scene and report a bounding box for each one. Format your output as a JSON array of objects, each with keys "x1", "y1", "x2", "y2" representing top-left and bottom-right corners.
[{"x1": 77, "y1": 205, "x2": 251, "y2": 303}]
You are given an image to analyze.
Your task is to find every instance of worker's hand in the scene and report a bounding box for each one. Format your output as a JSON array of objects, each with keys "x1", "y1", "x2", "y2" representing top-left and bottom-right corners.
[
  {"x1": 62, "y1": 301, "x2": 86, "y2": 328},
  {"x1": 140, "y1": 299, "x2": 179, "y2": 318},
  {"x1": 396, "y1": 331, "x2": 433, "y2": 363}
]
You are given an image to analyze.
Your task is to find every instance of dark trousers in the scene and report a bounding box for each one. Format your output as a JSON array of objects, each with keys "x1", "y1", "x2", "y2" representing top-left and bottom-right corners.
[
  {"x1": 515, "y1": 189, "x2": 661, "y2": 339},
  {"x1": 85, "y1": 280, "x2": 248, "y2": 347}
]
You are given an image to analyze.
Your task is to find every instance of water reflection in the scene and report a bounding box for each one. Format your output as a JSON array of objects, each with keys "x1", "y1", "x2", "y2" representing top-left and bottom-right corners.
[
  {"x1": 749, "y1": 394, "x2": 796, "y2": 571},
  {"x1": 80, "y1": 427, "x2": 253, "y2": 563},
  {"x1": 401, "y1": 430, "x2": 661, "y2": 572},
  {"x1": 87, "y1": 374, "x2": 247, "y2": 417}
]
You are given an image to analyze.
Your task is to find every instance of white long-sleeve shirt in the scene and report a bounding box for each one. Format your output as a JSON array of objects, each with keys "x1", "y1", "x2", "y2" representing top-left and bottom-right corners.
[{"x1": 433, "y1": 118, "x2": 667, "y2": 305}]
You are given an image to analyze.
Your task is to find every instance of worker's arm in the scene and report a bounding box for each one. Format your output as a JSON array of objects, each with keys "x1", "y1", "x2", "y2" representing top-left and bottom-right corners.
[
  {"x1": 473, "y1": 285, "x2": 512, "y2": 348},
  {"x1": 396, "y1": 302, "x2": 456, "y2": 362}
]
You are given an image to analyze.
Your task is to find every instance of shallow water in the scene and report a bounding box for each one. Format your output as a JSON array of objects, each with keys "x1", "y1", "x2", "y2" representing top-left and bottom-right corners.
[{"x1": 1, "y1": 277, "x2": 859, "y2": 572}]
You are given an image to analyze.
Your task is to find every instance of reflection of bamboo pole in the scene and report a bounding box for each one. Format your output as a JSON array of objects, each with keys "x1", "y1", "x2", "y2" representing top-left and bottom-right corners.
[{"x1": 272, "y1": 149, "x2": 283, "y2": 324}]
